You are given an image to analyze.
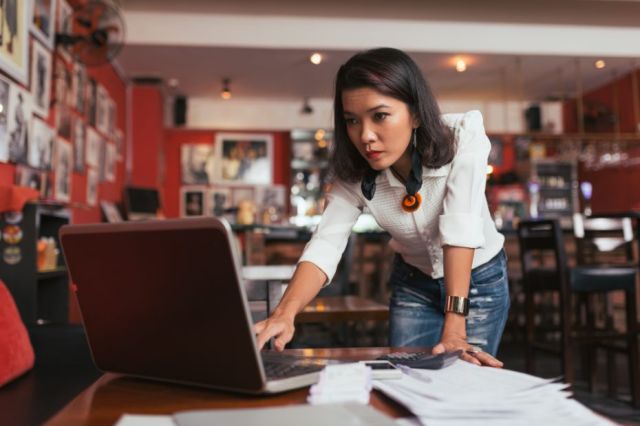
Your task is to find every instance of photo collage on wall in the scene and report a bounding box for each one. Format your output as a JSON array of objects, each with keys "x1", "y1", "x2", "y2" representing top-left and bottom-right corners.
[
  {"x1": 0, "y1": 0, "x2": 125, "y2": 207},
  {"x1": 179, "y1": 134, "x2": 286, "y2": 224}
]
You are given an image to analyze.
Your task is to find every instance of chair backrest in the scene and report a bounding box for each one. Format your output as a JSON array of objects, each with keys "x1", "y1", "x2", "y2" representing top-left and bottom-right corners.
[
  {"x1": 517, "y1": 219, "x2": 570, "y2": 291},
  {"x1": 572, "y1": 213, "x2": 635, "y2": 266}
]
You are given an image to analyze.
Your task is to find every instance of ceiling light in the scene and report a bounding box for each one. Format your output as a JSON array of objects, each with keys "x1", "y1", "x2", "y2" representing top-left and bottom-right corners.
[
  {"x1": 167, "y1": 78, "x2": 179, "y2": 88},
  {"x1": 310, "y1": 53, "x2": 323, "y2": 65},
  {"x1": 456, "y1": 58, "x2": 467, "y2": 72},
  {"x1": 301, "y1": 97, "x2": 313, "y2": 114},
  {"x1": 594, "y1": 60, "x2": 606, "y2": 69},
  {"x1": 314, "y1": 129, "x2": 325, "y2": 141},
  {"x1": 221, "y1": 78, "x2": 231, "y2": 100}
]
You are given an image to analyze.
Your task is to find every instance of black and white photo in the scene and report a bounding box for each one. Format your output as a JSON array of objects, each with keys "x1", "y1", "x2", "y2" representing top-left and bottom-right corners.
[
  {"x1": 29, "y1": 116, "x2": 54, "y2": 170},
  {"x1": 180, "y1": 186, "x2": 207, "y2": 217},
  {"x1": 0, "y1": 76, "x2": 11, "y2": 162},
  {"x1": 30, "y1": 40, "x2": 52, "y2": 118},
  {"x1": 7, "y1": 85, "x2": 32, "y2": 164},
  {"x1": 86, "y1": 77, "x2": 97, "y2": 126},
  {"x1": 96, "y1": 84, "x2": 108, "y2": 134},
  {"x1": 56, "y1": 104, "x2": 71, "y2": 140},
  {"x1": 15, "y1": 165, "x2": 44, "y2": 194},
  {"x1": 208, "y1": 186, "x2": 232, "y2": 217},
  {"x1": 72, "y1": 61, "x2": 86, "y2": 113},
  {"x1": 181, "y1": 144, "x2": 215, "y2": 184},
  {"x1": 104, "y1": 142, "x2": 116, "y2": 182},
  {"x1": 86, "y1": 168, "x2": 98, "y2": 206},
  {"x1": 86, "y1": 127, "x2": 100, "y2": 167},
  {"x1": 56, "y1": 0, "x2": 72, "y2": 62},
  {"x1": 53, "y1": 137, "x2": 71, "y2": 202},
  {"x1": 31, "y1": 0, "x2": 58, "y2": 49},
  {"x1": 73, "y1": 116, "x2": 85, "y2": 172},
  {"x1": 0, "y1": 0, "x2": 29, "y2": 84}
]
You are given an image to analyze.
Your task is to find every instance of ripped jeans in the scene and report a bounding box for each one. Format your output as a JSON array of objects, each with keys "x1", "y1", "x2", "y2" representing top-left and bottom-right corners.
[{"x1": 388, "y1": 249, "x2": 510, "y2": 356}]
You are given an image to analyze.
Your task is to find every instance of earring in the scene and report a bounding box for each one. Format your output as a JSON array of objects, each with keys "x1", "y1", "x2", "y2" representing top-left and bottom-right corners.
[{"x1": 401, "y1": 127, "x2": 423, "y2": 212}]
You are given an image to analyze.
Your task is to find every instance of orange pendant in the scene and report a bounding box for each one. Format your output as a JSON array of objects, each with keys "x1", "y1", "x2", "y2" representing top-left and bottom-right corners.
[{"x1": 401, "y1": 193, "x2": 422, "y2": 212}]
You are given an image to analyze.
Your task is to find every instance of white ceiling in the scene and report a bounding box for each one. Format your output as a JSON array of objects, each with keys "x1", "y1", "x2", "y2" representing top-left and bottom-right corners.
[{"x1": 116, "y1": 1, "x2": 640, "y2": 102}]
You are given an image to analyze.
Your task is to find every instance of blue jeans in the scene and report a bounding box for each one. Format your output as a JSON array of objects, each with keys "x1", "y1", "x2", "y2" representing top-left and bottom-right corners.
[{"x1": 388, "y1": 249, "x2": 510, "y2": 356}]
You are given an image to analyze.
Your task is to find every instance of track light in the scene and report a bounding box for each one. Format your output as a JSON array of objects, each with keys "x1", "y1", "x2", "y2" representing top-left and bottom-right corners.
[
  {"x1": 301, "y1": 97, "x2": 313, "y2": 114},
  {"x1": 221, "y1": 78, "x2": 231, "y2": 100}
]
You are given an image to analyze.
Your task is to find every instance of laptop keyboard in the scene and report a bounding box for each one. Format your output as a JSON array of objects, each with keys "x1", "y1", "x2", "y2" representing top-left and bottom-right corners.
[{"x1": 263, "y1": 361, "x2": 324, "y2": 380}]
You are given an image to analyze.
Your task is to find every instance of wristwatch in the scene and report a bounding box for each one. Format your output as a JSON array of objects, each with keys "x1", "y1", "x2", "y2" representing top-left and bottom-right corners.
[{"x1": 444, "y1": 295, "x2": 469, "y2": 316}]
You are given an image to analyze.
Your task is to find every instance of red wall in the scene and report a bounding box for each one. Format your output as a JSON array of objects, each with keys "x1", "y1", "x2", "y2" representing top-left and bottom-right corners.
[
  {"x1": 563, "y1": 69, "x2": 640, "y2": 213},
  {"x1": 130, "y1": 86, "x2": 164, "y2": 189},
  {"x1": 163, "y1": 128, "x2": 291, "y2": 218}
]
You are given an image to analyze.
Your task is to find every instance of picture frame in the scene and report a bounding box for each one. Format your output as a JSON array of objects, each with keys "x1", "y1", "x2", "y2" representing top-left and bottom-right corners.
[
  {"x1": 53, "y1": 57, "x2": 70, "y2": 106},
  {"x1": 180, "y1": 186, "x2": 207, "y2": 217},
  {"x1": 72, "y1": 116, "x2": 85, "y2": 172},
  {"x1": 55, "y1": 0, "x2": 72, "y2": 62},
  {"x1": 30, "y1": 39, "x2": 52, "y2": 118},
  {"x1": 31, "y1": 0, "x2": 58, "y2": 49},
  {"x1": 104, "y1": 142, "x2": 116, "y2": 182},
  {"x1": 208, "y1": 186, "x2": 232, "y2": 217},
  {"x1": 231, "y1": 185, "x2": 255, "y2": 206},
  {"x1": 86, "y1": 168, "x2": 98, "y2": 206},
  {"x1": 85, "y1": 127, "x2": 100, "y2": 167},
  {"x1": 7, "y1": 83, "x2": 32, "y2": 164},
  {"x1": 29, "y1": 116, "x2": 54, "y2": 170},
  {"x1": 95, "y1": 84, "x2": 108, "y2": 134},
  {"x1": 71, "y1": 61, "x2": 87, "y2": 113},
  {"x1": 214, "y1": 133, "x2": 273, "y2": 184},
  {"x1": 100, "y1": 200, "x2": 123, "y2": 222},
  {"x1": 15, "y1": 164, "x2": 44, "y2": 195},
  {"x1": 53, "y1": 137, "x2": 71, "y2": 202},
  {"x1": 55, "y1": 103, "x2": 71, "y2": 140},
  {"x1": 0, "y1": 0, "x2": 30, "y2": 84},
  {"x1": 181, "y1": 143, "x2": 215, "y2": 185},
  {"x1": 0, "y1": 76, "x2": 11, "y2": 162}
]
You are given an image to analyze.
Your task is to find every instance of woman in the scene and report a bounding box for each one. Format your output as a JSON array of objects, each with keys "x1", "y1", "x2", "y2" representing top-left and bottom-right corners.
[{"x1": 255, "y1": 48, "x2": 509, "y2": 367}]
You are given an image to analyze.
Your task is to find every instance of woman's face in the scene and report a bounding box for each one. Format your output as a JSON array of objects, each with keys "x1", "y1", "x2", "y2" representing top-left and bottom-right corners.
[{"x1": 342, "y1": 87, "x2": 416, "y2": 171}]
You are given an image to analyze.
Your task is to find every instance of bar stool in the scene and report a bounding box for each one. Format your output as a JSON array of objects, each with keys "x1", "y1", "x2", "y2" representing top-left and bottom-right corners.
[
  {"x1": 518, "y1": 216, "x2": 640, "y2": 407},
  {"x1": 571, "y1": 214, "x2": 639, "y2": 406}
]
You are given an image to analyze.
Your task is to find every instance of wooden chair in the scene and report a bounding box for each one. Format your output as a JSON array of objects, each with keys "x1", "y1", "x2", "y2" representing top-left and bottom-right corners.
[{"x1": 518, "y1": 216, "x2": 640, "y2": 407}]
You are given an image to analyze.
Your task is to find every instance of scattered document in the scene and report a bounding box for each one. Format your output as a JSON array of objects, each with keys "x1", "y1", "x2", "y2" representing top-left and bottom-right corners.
[
  {"x1": 307, "y1": 363, "x2": 372, "y2": 405},
  {"x1": 114, "y1": 414, "x2": 175, "y2": 426},
  {"x1": 374, "y1": 359, "x2": 615, "y2": 426},
  {"x1": 173, "y1": 403, "x2": 396, "y2": 426}
]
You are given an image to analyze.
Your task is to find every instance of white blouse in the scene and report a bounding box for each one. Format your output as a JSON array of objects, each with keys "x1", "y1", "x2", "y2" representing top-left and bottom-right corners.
[{"x1": 298, "y1": 110, "x2": 505, "y2": 284}]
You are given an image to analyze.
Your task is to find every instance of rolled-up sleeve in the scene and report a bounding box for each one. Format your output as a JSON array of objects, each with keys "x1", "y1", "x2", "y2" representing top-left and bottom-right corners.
[
  {"x1": 439, "y1": 110, "x2": 491, "y2": 248},
  {"x1": 298, "y1": 180, "x2": 362, "y2": 285}
]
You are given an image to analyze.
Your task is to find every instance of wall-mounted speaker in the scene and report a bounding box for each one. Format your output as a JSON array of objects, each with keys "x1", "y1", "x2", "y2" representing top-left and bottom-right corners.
[{"x1": 173, "y1": 95, "x2": 187, "y2": 127}]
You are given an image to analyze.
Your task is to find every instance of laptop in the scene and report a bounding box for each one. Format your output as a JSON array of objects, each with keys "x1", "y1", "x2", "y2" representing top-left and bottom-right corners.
[{"x1": 59, "y1": 217, "x2": 324, "y2": 394}]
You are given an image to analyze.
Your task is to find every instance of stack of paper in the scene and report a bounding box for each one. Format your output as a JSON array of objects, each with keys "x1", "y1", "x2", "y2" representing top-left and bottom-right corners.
[
  {"x1": 373, "y1": 360, "x2": 615, "y2": 426},
  {"x1": 307, "y1": 363, "x2": 372, "y2": 405}
]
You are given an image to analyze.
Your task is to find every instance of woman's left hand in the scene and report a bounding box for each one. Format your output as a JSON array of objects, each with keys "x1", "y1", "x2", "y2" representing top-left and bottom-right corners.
[{"x1": 432, "y1": 316, "x2": 504, "y2": 368}]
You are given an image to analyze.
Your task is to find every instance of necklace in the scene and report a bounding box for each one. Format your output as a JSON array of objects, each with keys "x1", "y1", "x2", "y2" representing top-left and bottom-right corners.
[{"x1": 390, "y1": 166, "x2": 422, "y2": 213}]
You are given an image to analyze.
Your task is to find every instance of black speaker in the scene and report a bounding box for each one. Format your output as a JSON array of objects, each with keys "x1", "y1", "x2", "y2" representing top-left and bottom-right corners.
[
  {"x1": 173, "y1": 95, "x2": 187, "y2": 126},
  {"x1": 525, "y1": 104, "x2": 541, "y2": 132}
]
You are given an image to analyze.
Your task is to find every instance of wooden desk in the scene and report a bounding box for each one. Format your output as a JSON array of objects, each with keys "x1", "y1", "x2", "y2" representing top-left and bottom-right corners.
[
  {"x1": 297, "y1": 296, "x2": 389, "y2": 323},
  {"x1": 45, "y1": 347, "x2": 416, "y2": 426}
]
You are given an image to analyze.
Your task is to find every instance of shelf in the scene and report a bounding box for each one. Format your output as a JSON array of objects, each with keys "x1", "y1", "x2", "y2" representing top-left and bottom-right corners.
[{"x1": 37, "y1": 267, "x2": 67, "y2": 280}]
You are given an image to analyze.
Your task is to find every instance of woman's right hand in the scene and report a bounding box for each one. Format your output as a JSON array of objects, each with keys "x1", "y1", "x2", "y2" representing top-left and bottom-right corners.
[{"x1": 254, "y1": 313, "x2": 295, "y2": 351}]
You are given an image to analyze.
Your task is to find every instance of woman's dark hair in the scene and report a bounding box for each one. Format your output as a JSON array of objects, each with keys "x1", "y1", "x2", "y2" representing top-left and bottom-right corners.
[{"x1": 331, "y1": 47, "x2": 455, "y2": 183}]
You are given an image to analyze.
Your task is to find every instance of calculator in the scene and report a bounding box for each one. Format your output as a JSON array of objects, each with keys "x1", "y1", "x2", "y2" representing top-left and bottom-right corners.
[{"x1": 376, "y1": 350, "x2": 461, "y2": 369}]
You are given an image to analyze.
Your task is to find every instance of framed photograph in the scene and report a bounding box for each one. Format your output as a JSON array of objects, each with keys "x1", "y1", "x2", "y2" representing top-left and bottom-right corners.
[
  {"x1": 208, "y1": 186, "x2": 232, "y2": 217},
  {"x1": 86, "y1": 168, "x2": 98, "y2": 206},
  {"x1": 100, "y1": 200, "x2": 123, "y2": 222},
  {"x1": 71, "y1": 61, "x2": 87, "y2": 113},
  {"x1": 15, "y1": 165, "x2": 44, "y2": 194},
  {"x1": 7, "y1": 84, "x2": 32, "y2": 164},
  {"x1": 95, "y1": 84, "x2": 108, "y2": 134},
  {"x1": 53, "y1": 57, "x2": 70, "y2": 106},
  {"x1": 214, "y1": 133, "x2": 273, "y2": 184},
  {"x1": 114, "y1": 128, "x2": 124, "y2": 160},
  {"x1": 56, "y1": 103, "x2": 71, "y2": 140},
  {"x1": 181, "y1": 144, "x2": 215, "y2": 184},
  {"x1": 104, "y1": 142, "x2": 116, "y2": 182},
  {"x1": 0, "y1": 76, "x2": 11, "y2": 162},
  {"x1": 86, "y1": 77, "x2": 97, "y2": 125},
  {"x1": 31, "y1": 0, "x2": 58, "y2": 49},
  {"x1": 72, "y1": 116, "x2": 85, "y2": 172},
  {"x1": 29, "y1": 116, "x2": 54, "y2": 170},
  {"x1": 0, "y1": 0, "x2": 29, "y2": 84},
  {"x1": 56, "y1": 0, "x2": 72, "y2": 62},
  {"x1": 180, "y1": 186, "x2": 207, "y2": 217},
  {"x1": 231, "y1": 186, "x2": 255, "y2": 206},
  {"x1": 106, "y1": 96, "x2": 116, "y2": 134},
  {"x1": 53, "y1": 137, "x2": 72, "y2": 202},
  {"x1": 86, "y1": 127, "x2": 101, "y2": 167},
  {"x1": 30, "y1": 40, "x2": 52, "y2": 118}
]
